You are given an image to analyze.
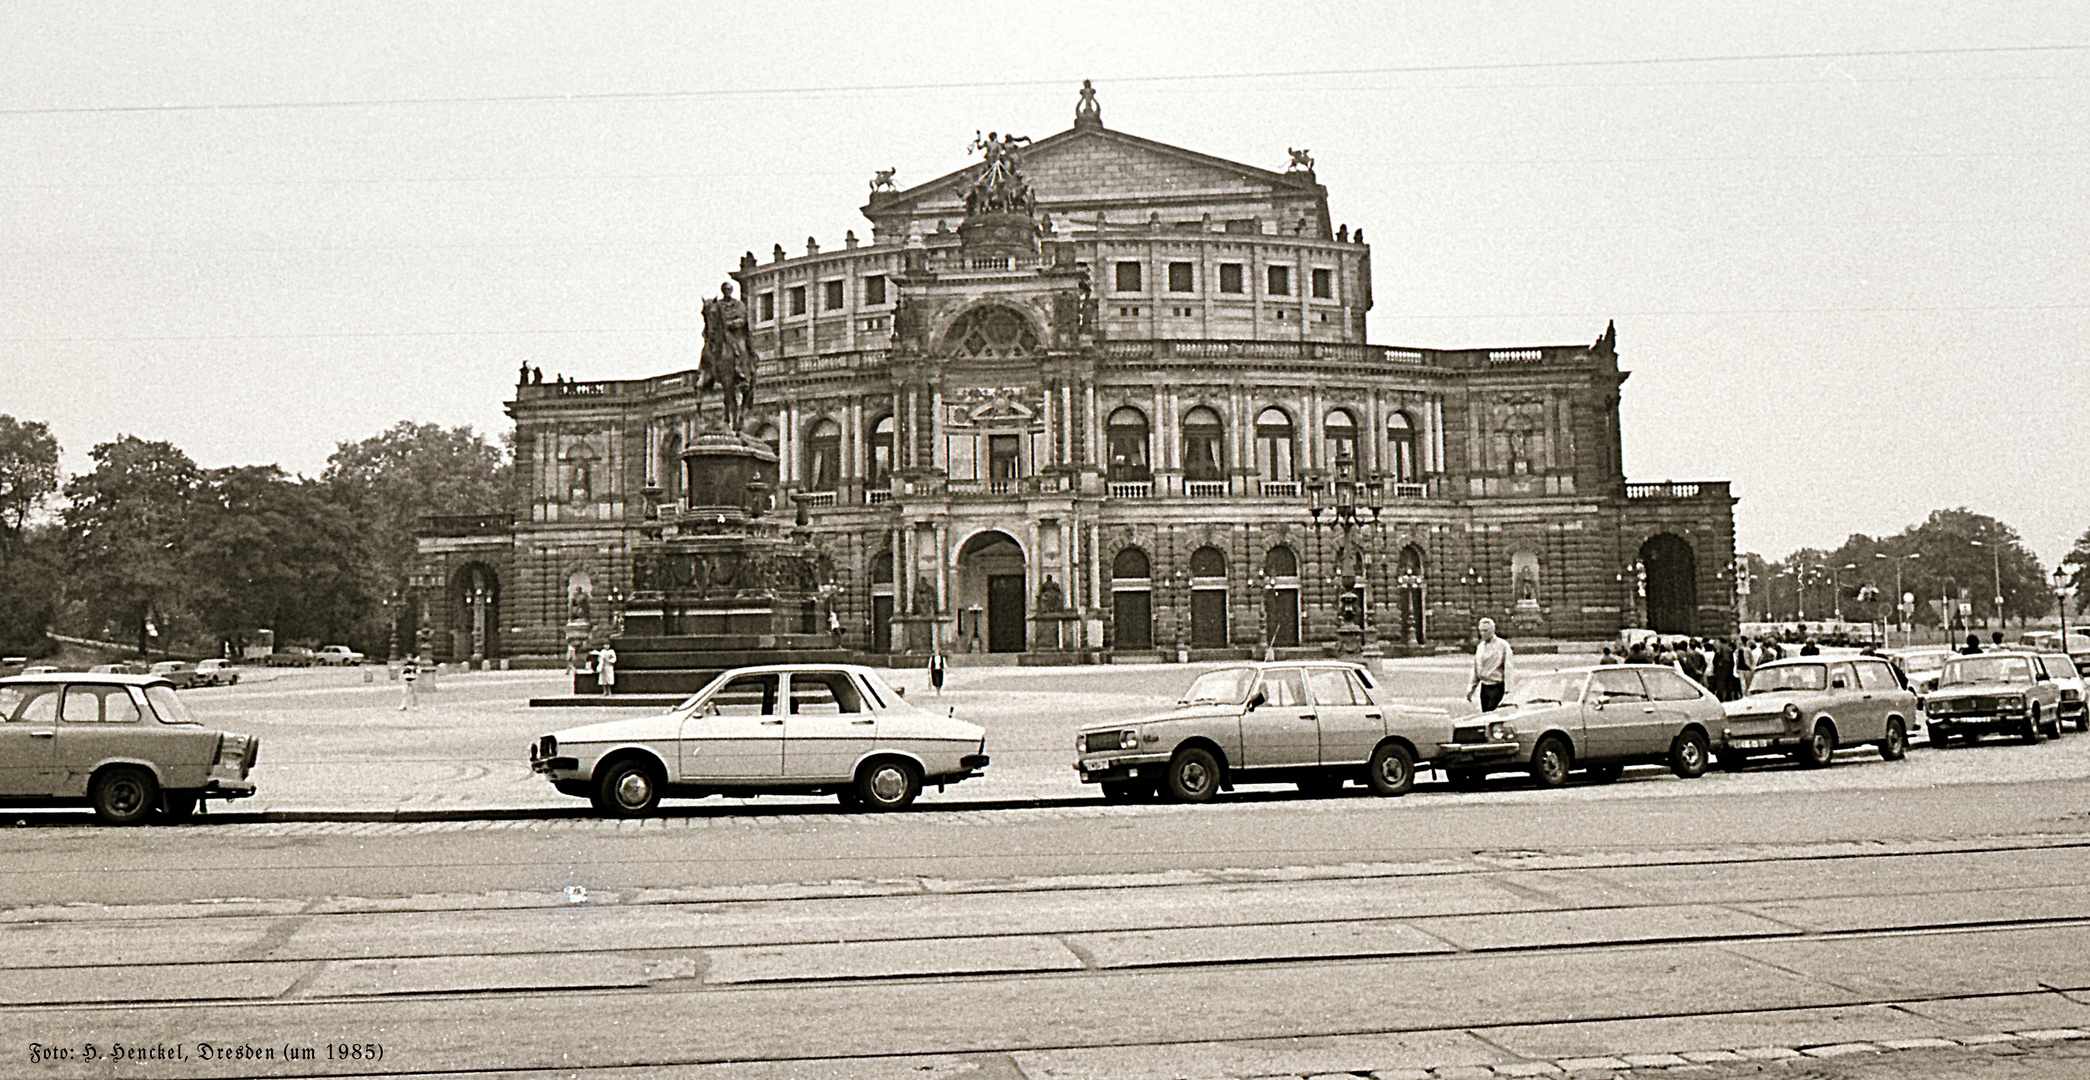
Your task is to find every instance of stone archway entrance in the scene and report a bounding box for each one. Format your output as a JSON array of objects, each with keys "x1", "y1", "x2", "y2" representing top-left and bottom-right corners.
[
  {"x1": 958, "y1": 531, "x2": 1027, "y2": 653},
  {"x1": 1640, "y1": 533, "x2": 1698, "y2": 635},
  {"x1": 450, "y1": 562, "x2": 501, "y2": 662}
]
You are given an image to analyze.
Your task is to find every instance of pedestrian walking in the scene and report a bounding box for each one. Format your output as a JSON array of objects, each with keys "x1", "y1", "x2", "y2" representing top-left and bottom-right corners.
[
  {"x1": 1710, "y1": 638, "x2": 1736, "y2": 700},
  {"x1": 398, "y1": 657, "x2": 420, "y2": 711},
  {"x1": 1467, "y1": 618, "x2": 1512, "y2": 712},
  {"x1": 596, "y1": 644, "x2": 616, "y2": 696},
  {"x1": 928, "y1": 651, "x2": 946, "y2": 696}
]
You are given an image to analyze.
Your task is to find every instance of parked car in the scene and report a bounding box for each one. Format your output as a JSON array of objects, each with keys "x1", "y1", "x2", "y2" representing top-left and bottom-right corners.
[
  {"x1": 21, "y1": 664, "x2": 61, "y2": 676},
  {"x1": 1886, "y1": 647, "x2": 1953, "y2": 697},
  {"x1": 193, "y1": 659, "x2": 241, "y2": 686},
  {"x1": 2037, "y1": 652, "x2": 2087, "y2": 732},
  {"x1": 1924, "y1": 650, "x2": 2064, "y2": 745},
  {"x1": 313, "y1": 645, "x2": 364, "y2": 666},
  {"x1": 1074, "y1": 661, "x2": 1449, "y2": 802},
  {"x1": 265, "y1": 647, "x2": 317, "y2": 667},
  {"x1": 146, "y1": 660, "x2": 205, "y2": 689},
  {"x1": 87, "y1": 661, "x2": 152, "y2": 675},
  {"x1": 0, "y1": 673, "x2": 260, "y2": 824},
  {"x1": 1715, "y1": 656, "x2": 1916, "y2": 770},
  {"x1": 1430, "y1": 664, "x2": 1724, "y2": 788},
  {"x1": 530, "y1": 664, "x2": 988, "y2": 816}
]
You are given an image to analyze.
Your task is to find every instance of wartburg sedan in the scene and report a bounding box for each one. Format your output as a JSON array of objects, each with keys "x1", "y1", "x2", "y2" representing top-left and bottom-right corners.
[
  {"x1": 530, "y1": 664, "x2": 989, "y2": 816},
  {"x1": 1431, "y1": 665, "x2": 1724, "y2": 788},
  {"x1": 1073, "y1": 661, "x2": 1451, "y2": 802},
  {"x1": 0, "y1": 673, "x2": 260, "y2": 824},
  {"x1": 1716, "y1": 655, "x2": 1916, "y2": 770},
  {"x1": 1925, "y1": 651, "x2": 2065, "y2": 745}
]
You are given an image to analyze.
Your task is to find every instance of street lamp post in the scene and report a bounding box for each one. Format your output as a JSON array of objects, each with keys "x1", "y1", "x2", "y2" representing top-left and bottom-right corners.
[
  {"x1": 1968, "y1": 538, "x2": 2005, "y2": 629},
  {"x1": 2054, "y1": 565, "x2": 2073, "y2": 647},
  {"x1": 1304, "y1": 447, "x2": 1380, "y2": 658}
]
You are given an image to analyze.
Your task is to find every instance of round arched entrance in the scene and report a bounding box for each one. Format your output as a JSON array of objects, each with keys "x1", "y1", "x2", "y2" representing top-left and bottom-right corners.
[
  {"x1": 957, "y1": 531, "x2": 1027, "y2": 653},
  {"x1": 449, "y1": 562, "x2": 501, "y2": 662},
  {"x1": 1639, "y1": 534, "x2": 1698, "y2": 635},
  {"x1": 1111, "y1": 546, "x2": 1152, "y2": 650}
]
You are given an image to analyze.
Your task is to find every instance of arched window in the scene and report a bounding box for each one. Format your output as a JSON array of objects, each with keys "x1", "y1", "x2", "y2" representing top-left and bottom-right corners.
[
  {"x1": 1324, "y1": 408, "x2": 1357, "y2": 470},
  {"x1": 658, "y1": 429, "x2": 682, "y2": 505},
  {"x1": 1107, "y1": 406, "x2": 1150, "y2": 482},
  {"x1": 755, "y1": 422, "x2": 780, "y2": 458},
  {"x1": 806, "y1": 418, "x2": 841, "y2": 491},
  {"x1": 1182, "y1": 406, "x2": 1225, "y2": 481},
  {"x1": 1189, "y1": 546, "x2": 1227, "y2": 578},
  {"x1": 1254, "y1": 407, "x2": 1295, "y2": 482},
  {"x1": 868, "y1": 414, "x2": 894, "y2": 487},
  {"x1": 1387, "y1": 411, "x2": 1418, "y2": 482},
  {"x1": 941, "y1": 305, "x2": 1039, "y2": 358},
  {"x1": 870, "y1": 549, "x2": 894, "y2": 584},
  {"x1": 1112, "y1": 546, "x2": 1151, "y2": 580},
  {"x1": 1263, "y1": 545, "x2": 1298, "y2": 578}
]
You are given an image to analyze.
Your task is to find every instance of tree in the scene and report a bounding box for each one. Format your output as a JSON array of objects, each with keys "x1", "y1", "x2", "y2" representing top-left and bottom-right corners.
[
  {"x1": 61, "y1": 436, "x2": 201, "y2": 655},
  {"x1": 2065, "y1": 527, "x2": 2090, "y2": 618},
  {"x1": 0, "y1": 414, "x2": 60, "y2": 560},
  {"x1": 186, "y1": 466, "x2": 371, "y2": 652}
]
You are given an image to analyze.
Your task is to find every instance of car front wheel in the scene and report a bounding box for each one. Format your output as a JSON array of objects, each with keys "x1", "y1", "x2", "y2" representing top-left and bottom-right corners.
[
  {"x1": 1165, "y1": 746, "x2": 1221, "y2": 803},
  {"x1": 91, "y1": 766, "x2": 157, "y2": 826},
  {"x1": 1669, "y1": 729, "x2": 1709, "y2": 778},
  {"x1": 1880, "y1": 718, "x2": 1908, "y2": 760},
  {"x1": 1797, "y1": 723, "x2": 1836, "y2": 768},
  {"x1": 1529, "y1": 738, "x2": 1572, "y2": 788},
  {"x1": 2020, "y1": 708, "x2": 2043, "y2": 745},
  {"x1": 855, "y1": 758, "x2": 921, "y2": 811},
  {"x1": 1365, "y1": 742, "x2": 1415, "y2": 797},
  {"x1": 593, "y1": 758, "x2": 662, "y2": 817}
]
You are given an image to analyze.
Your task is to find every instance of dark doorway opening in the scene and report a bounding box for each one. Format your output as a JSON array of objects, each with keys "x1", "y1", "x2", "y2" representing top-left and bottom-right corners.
[
  {"x1": 988, "y1": 575, "x2": 1027, "y2": 652},
  {"x1": 1640, "y1": 533, "x2": 1699, "y2": 635},
  {"x1": 1114, "y1": 590, "x2": 1152, "y2": 649}
]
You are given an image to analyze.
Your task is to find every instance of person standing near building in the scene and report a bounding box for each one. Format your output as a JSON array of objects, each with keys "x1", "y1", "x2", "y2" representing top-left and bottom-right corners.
[
  {"x1": 1468, "y1": 618, "x2": 1512, "y2": 712},
  {"x1": 596, "y1": 644, "x2": 616, "y2": 696},
  {"x1": 398, "y1": 656, "x2": 419, "y2": 711}
]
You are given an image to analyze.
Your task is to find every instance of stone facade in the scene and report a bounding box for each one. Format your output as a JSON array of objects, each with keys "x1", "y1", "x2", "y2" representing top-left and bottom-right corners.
[{"x1": 416, "y1": 88, "x2": 1736, "y2": 661}]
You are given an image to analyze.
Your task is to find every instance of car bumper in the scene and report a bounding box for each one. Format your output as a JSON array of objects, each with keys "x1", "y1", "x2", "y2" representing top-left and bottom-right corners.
[
  {"x1": 1926, "y1": 710, "x2": 2029, "y2": 733},
  {"x1": 203, "y1": 779, "x2": 256, "y2": 800},
  {"x1": 1433, "y1": 740, "x2": 1523, "y2": 765},
  {"x1": 1074, "y1": 752, "x2": 1169, "y2": 784}
]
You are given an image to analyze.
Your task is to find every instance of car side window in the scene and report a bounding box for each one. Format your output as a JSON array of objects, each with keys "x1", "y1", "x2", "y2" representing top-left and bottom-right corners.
[
  {"x1": 1854, "y1": 661, "x2": 1895, "y2": 691},
  {"x1": 1825, "y1": 663, "x2": 1857, "y2": 690},
  {"x1": 1344, "y1": 668, "x2": 1377, "y2": 704},
  {"x1": 787, "y1": 672, "x2": 862, "y2": 714},
  {"x1": 1589, "y1": 669, "x2": 1649, "y2": 701},
  {"x1": 707, "y1": 674, "x2": 778, "y2": 716},
  {"x1": 1260, "y1": 669, "x2": 1306, "y2": 708},
  {"x1": 1643, "y1": 669, "x2": 1704, "y2": 701},
  {"x1": 1305, "y1": 668, "x2": 1359, "y2": 706},
  {"x1": 3, "y1": 685, "x2": 60, "y2": 722}
]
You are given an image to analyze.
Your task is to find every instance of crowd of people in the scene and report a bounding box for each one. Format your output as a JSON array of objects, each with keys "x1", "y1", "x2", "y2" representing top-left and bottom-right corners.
[{"x1": 1468, "y1": 620, "x2": 1842, "y2": 710}]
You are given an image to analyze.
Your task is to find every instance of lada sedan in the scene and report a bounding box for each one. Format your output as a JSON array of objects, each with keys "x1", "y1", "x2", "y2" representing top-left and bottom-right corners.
[
  {"x1": 529, "y1": 664, "x2": 988, "y2": 816},
  {"x1": 1925, "y1": 651, "x2": 2064, "y2": 745},
  {"x1": 0, "y1": 673, "x2": 260, "y2": 824},
  {"x1": 1431, "y1": 665, "x2": 1723, "y2": 788},
  {"x1": 1716, "y1": 655, "x2": 1916, "y2": 770},
  {"x1": 1072, "y1": 661, "x2": 1451, "y2": 802}
]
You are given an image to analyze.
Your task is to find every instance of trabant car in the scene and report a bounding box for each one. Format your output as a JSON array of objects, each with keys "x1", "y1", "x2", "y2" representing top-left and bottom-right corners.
[
  {"x1": 1716, "y1": 655, "x2": 1916, "y2": 770},
  {"x1": 0, "y1": 673, "x2": 259, "y2": 824},
  {"x1": 530, "y1": 664, "x2": 988, "y2": 816},
  {"x1": 147, "y1": 660, "x2": 205, "y2": 689},
  {"x1": 2036, "y1": 652, "x2": 2085, "y2": 732},
  {"x1": 1073, "y1": 661, "x2": 1450, "y2": 803},
  {"x1": 1924, "y1": 650, "x2": 2064, "y2": 745},
  {"x1": 193, "y1": 659, "x2": 240, "y2": 686},
  {"x1": 1431, "y1": 664, "x2": 1723, "y2": 788}
]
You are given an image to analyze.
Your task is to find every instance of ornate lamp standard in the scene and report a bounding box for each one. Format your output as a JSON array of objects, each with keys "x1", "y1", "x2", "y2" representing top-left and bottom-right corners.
[
  {"x1": 1305, "y1": 447, "x2": 1380, "y2": 657},
  {"x1": 1170, "y1": 568, "x2": 1191, "y2": 662},
  {"x1": 1255, "y1": 570, "x2": 1274, "y2": 661},
  {"x1": 2055, "y1": 564, "x2": 2077, "y2": 646}
]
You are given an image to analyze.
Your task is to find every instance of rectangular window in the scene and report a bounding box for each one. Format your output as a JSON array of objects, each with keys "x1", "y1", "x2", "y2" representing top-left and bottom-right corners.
[
  {"x1": 1218, "y1": 263, "x2": 1244, "y2": 294},
  {"x1": 1114, "y1": 261, "x2": 1143, "y2": 292},
  {"x1": 1267, "y1": 265, "x2": 1291, "y2": 296},
  {"x1": 787, "y1": 285, "x2": 806, "y2": 316},
  {"x1": 1167, "y1": 262, "x2": 1194, "y2": 292},
  {"x1": 990, "y1": 434, "x2": 1020, "y2": 480},
  {"x1": 1312, "y1": 268, "x2": 1332, "y2": 299},
  {"x1": 823, "y1": 280, "x2": 845, "y2": 311},
  {"x1": 863, "y1": 274, "x2": 886, "y2": 305},
  {"x1": 757, "y1": 292, "x2": 775, "y2": 321}
]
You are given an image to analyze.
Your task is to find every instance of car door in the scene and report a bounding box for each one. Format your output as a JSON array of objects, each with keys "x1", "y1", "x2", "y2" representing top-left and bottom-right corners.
[
  {"x1": 1849, "y1": 659, "x2": 1900, "y2": 741},
  {"x1": 1305, "y1": 666, "x2": 1381, "y2": 765},
  {"x1": 1641, "y1": 667, "x2": 1716, "y2": 745},
  {"x1": 52, "y1": 684, "x2": 150, "y2": 795},
  {"x1": 1241, "y1": 668, "x2": 1317, "y2": 768},
  {"x1": 1582, "y1": 669, "x2": 1654, "y2": 761},
  {"x1": 782, "y1": 670, "x2": 878, "y2": 780},
  {"x1": 0, "y1": 683, "x2": 62, "y2": 795},
  {"x1": 679, "y1": 672, "x2": 785, "y2": 780}
]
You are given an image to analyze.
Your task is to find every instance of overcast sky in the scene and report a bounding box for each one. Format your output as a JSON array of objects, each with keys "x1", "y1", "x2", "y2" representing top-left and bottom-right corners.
[{"x1": 5, "y1": 3, "x2": 2085, "y2": 570}]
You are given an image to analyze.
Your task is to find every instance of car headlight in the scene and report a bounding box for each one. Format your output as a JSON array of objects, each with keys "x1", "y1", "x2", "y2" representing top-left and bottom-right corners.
[
  {"x1": 1782, "y1": 703, "x2": 1803, "y2": 724},
  {"x1": 2000, "y1": 695, "x2": 2024, "y2": 710},
  {"x1": 1487, "y1": 720, "x2": 1517, "y2": 741}
]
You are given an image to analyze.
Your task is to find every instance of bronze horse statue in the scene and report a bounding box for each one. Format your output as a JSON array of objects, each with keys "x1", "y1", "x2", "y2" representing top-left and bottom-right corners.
[{"x1": 699, "y1": 284, "x2": 757, "y2": 432}]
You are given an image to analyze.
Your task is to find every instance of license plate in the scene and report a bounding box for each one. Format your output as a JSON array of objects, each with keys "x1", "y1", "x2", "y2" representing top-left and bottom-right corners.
[{"x1": 1729, "y1": 738, "x2": 1773, "y2": 749}]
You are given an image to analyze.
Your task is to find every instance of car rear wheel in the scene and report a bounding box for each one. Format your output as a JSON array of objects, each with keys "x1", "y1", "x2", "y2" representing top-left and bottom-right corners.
[
  {"x1": 1165, "y1": 746, "x2": 1221, "y2": 803},
  {"x1": 1796, "y1": 723, "x2": 1836, "y2": 768},
  {"x1": 1365, "y1": 742, "x2": 1415, "y2": 797},
  {"x1": 855, "y1": 758, "x2": 921, "y2": 811},
  {"x1": 593, "y1": 758, "x2": 662, "y2": 817},
  {"x1": 1880, "y1": 718, "x2": 1908, "y2": 761},
  {"x1": 91, "y1": 766, "x2": 157, "y2": 826},
  {"x1": 1529, "y1": 738, "x2": 1572, "y2": 788},
  {"x1": 2077, "y1": 712, "x2": 2089, "y2": 734},
  {"x1": 1669, "y1": 729, "x2": 1710, "y2": 778}
]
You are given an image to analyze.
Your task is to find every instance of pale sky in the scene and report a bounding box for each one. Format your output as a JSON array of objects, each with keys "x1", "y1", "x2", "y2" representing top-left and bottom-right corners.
[{"x1": 5, "y1": 3, "x2": 2086, "y2": 568}]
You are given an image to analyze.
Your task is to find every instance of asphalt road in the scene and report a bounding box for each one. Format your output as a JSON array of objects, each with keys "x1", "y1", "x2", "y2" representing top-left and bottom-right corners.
[{"x1": 9, "y1": 659, "x2": 2090, "y2": 1078}]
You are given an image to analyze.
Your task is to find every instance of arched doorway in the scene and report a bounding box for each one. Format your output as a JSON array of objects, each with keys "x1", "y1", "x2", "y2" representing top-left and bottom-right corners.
[
  {"x1": 1111, "y1": 546, "x2": 1152, "y2": 650},
  {"x1": 1262, "y1": 545, "x2": 1300, "y2": 648},
  {"x1": 450, "y1": 563, "x2": 501, "y2": 663},
  {"x1": 1397, "y1": 544, "x2": 1426, "y2": 644},
  {"x1": 1640, "y1": 534, "x2": 1698, "y2": 635},
  {"x1": 1189, "y1": 545, "x2": 1229, "y2": 648},
  {"x1": 958, "y1": 531, "x2": 1027, "y2": 653}
]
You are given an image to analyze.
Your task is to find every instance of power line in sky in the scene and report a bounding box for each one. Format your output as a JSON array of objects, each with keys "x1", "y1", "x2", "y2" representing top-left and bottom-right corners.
[{"x1": 2, "y1": 44, "x2": 2084, "y2": 116}]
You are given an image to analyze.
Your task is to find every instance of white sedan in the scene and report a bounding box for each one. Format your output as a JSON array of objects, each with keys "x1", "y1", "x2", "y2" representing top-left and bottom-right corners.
[{"x1": 529, "y1": 664, "x2": 989, "y2": 816}]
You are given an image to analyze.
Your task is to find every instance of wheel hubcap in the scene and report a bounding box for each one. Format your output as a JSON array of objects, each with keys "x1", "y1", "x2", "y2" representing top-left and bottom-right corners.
[
  {"x1": 871, "y1": 767, "x2": 905, "y2": 801},
  {"x1": 110, "y1": 780, "x2": 143, "y2": 814},
  {"x1": 614, "y1": 771, "x2": 651, "y2": 807},
  {"x1": 1180, "y1": 761, "x2": 1210, "y2": 793}
]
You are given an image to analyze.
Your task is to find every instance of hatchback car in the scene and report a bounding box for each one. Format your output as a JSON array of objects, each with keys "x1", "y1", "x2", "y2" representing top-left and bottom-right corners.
[
  {"x1": 1924, "y1": 650, "x2": 2064, "y2": 745},
  {"x1": 0, "y1": 673, "x2": 260, "y2": 824},
  {"x1": 530, "y1": 664, "x2": 988, "y2": 816},
  {"x1": 1717, "y1": 655, "x2": 1917, "y2": 770},
  {"x1": 1073, "y1": 661, "x2": 1451, "y2": 802},
  {"x1": 1431, "y1": 665, "x2": 1724, "y2": 788},
  {"x1": 193, "y1": 659, "x2": 241, "y2": 686}
]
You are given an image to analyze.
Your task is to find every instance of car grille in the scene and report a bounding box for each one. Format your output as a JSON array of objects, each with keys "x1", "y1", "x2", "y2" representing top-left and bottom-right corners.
[
  {"x1": 1453, "y1": 725, "x2": 1490, "y2": 744},
  {"x1": 1934, "y1": 697, "x2": 1995, "y2": 714}
]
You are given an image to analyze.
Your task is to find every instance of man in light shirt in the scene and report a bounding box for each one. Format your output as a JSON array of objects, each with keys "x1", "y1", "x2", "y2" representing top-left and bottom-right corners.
[{"x1": 1468, "y1": 618, "x2": 1512, "y2": 712}]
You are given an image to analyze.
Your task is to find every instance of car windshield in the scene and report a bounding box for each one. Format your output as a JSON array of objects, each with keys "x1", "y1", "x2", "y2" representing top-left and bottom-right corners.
[
  {"x1": 2042, "y1": 654, "x2": 2079, "y2": 678},
  {"x1": 143, "y1": 684, "x2": 200, "y2": 724},
  {"x1": 1181, "y1": 667, "x2": 1257, "y2": 705},
  {"x1": 1505, "y1": 672, "x2": 1586, "y2": 706},
  {"x1": 1749, "y1": 664, "x2": 1827, "y2": 693},
  {"x1": 1941, "y1": 656, "x2": 2032, "y2": 685}
]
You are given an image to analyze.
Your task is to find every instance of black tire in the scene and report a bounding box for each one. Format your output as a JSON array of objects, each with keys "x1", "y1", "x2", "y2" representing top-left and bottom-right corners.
[
  {"x1": 1930, "y1": 726, "x2": 1954, "y2": 749},
  {"x1": 1880, "y1": 718, "x2": 1908, "y2": 761},
  {"x1": 1165, "y1": 746, "x2": 1221, "y2": 803},
  {"x1": 1582, "y1": 763, "x2": 1624, "y2": 784},
  {"x1": 1529, "y1": 738, "x2": 1572, "y2": 788},
  {"x1": 1717, "y1": 751, "x2": 1750, "y2": 773},
  {"x1": 1669, "y1": 729, "x2": 1710, "y2": 779},
  {"x1": 1100, "y1": 779, "x2": 1152, "y2": 803},
  {"x1": 594, "y1": 757, "x2": 662, "y2": 817},
  {"x1": 855, "y1": 757, "x2": 921, "y2": 810},
  {"x1": 2076, "y1": 712, "x2": 2088, "y2": 734},
  {"x1": 1797, "y1": 723, "x2": 1836, "y2": 768},
  {"x1": 160, "y1": 790, "x2": 199, "y2": 823},
  {"x1": 1446, "y1": 767, "x2": 1489, "y2": 790},
  {"x1": 91, "y1": 766, "x2": 157, "y2": 826},
  {"x1": 1365, "y1": 742, "x2": 1415, "y2": 797},
  {"x1": 2020, "y1": 708, "x2": 2043, "y2": 745}
]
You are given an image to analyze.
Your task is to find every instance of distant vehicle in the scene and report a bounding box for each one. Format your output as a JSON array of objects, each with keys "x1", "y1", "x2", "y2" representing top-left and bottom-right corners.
[
  {"x1": 265, "y1": 647, "x2": 317, "y2": 667},
  {"x1": 146, "y1": 660, "x2": 205, "y2": 689},
  {"x1": 2037, "y1": 652, "x2": 2087, "y2": 732},
  {"x1": 87, "y1": 661, "x2": 151, "y2": 675},
  {"x1": 1716, "y1": 656, "x2": 1916, "y2": 770},
  {"x1": 193, "y1": 659, "x2": 240, "y2": 687},
  {"x1": 1886, "y1": 647, "x2": 1953, "y2": 696},
  {"x1": 0, "y1": 672, "x2": 259, "y2": 824},
  {"x1": 313, "y1": 646, "x2": 365, "y2": 666},
  {"x1": 22, "y1": 664, "x2": 61, "y2": 676}
]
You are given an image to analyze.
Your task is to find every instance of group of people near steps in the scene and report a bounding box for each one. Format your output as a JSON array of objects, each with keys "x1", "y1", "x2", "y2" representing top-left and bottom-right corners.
[{"x1": 1467, "y1": 619, "x2": 1824, "y2": 712}]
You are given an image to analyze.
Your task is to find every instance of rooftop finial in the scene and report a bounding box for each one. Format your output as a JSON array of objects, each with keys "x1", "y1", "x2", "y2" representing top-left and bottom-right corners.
[{"x1": 1075, "y1": 79, "x2": 1102, "y2": 128}]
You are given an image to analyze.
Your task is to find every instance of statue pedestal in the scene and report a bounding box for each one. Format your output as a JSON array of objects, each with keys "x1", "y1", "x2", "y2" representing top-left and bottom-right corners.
[
  {"x1": 1334, "y1": 627, "x2": 1364, "y2": 658},
  {"x1": 893, "y1": 614, "x2": 945, "y2": 654},
  {"x1": 1511, "y1": 601, "x2": 1547, "y2": 638}
]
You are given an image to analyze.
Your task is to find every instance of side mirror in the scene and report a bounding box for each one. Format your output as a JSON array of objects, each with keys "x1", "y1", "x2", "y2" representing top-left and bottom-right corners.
[{"x1": 894, "y1": 686, "x2": 906, "y2": 697}]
